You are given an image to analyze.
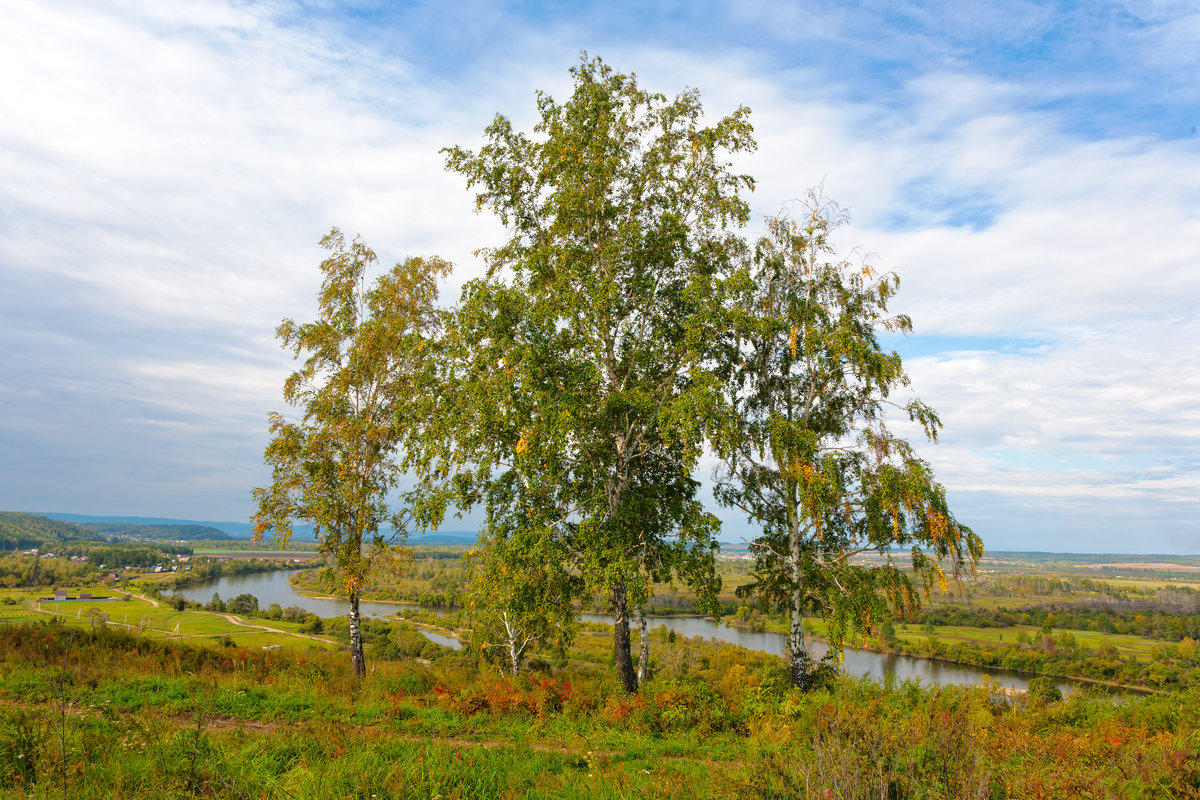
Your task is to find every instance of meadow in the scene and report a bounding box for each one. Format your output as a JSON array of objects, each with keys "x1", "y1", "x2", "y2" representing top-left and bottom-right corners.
[
  {"x1": 2, "y1": 544, "x2": 1200, "y2": 797},
  {"x1": 1, "y1": 618, "x2": 1197, "y2": 799},
  {"x1": 0, "y1": 586, "x2": 332, "y2": 652}
]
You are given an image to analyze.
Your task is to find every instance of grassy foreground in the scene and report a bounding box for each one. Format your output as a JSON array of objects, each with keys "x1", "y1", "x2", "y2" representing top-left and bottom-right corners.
[{"x1": 1, "y1": 620, "x2": 1198, "y2": 799}]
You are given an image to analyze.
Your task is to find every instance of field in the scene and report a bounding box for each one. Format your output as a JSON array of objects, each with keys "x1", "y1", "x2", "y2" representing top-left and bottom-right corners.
[
  {"x1": 0, "y1": 620, "x2": 1197, "y2": 799},
  {"x1": 1, "y1": 543, "x2": 1199, "y2": 796},
  {"x1": 891, "y1": 623, "x2": 1169, "y2": 661},
  {"x1": 0, "y1": 586, "x2": 334, "y2": 652}
]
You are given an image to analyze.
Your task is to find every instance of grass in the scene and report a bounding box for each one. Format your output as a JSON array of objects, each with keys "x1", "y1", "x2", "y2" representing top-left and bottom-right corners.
[
  {"x1": 0, "y1": 620, "x2": 1197, "y2": 799},
  {"x1": 891, "y1": 624, "x2": 1174, "y2": 661},
  {"x1": 0, "y1": 586, "x2": 336, "y2": 651}
]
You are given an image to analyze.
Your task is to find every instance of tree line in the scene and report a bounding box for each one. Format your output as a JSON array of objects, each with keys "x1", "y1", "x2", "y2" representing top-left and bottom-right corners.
[
  {"x1": 914, "y1": 602, "x2": 1200, "y2": 643},
  {"x1": 252, "y1": 55, "x2": 980, "y2": 691}
]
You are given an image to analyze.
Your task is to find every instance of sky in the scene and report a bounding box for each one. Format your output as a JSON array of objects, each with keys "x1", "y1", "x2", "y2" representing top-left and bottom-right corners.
[{"x1": 2, "y1": 0, "x2": 1199, "y2": 553}]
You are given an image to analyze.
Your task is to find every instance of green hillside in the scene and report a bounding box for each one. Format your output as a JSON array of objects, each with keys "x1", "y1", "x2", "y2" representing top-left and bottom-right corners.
[
  {"x1": 78, "y1": 521, "x2": 232, "y2": 541},
  {"x1": 0, "y1": 511, "x2": 103, "y2": 550}
]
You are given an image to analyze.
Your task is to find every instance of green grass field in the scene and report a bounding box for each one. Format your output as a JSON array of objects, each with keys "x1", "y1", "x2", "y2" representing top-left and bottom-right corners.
[
  {"x1": 0, "y1": 586, "x2": 335, "y2": 652},
  {"x1": 1, "y1": 620, "x2": 1197, "y2": 799},
  {"x1": 891, "y1": 624, "x2": 1171, "y2": 660}
]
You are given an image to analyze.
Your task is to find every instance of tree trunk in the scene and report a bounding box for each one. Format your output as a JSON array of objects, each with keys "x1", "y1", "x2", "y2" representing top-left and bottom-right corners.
[
  {"x1": 503, "y1": 612, "x2": 522, "y2": 675},
  {"x1": 637, "y1": 606, "x2": 649, "y2": 687},
  {"x1": 788, "y1": 531, "x2": 810, "y2": 691},
  {"x1": 349, "y1": 590, "x2": 366, "y2": 678},
  {"x1": 789, "y1": 585, "x2": 810, "y2": 690},
  {"x1": 611, "y1": 582, "x2": 638, "y2": 693}
]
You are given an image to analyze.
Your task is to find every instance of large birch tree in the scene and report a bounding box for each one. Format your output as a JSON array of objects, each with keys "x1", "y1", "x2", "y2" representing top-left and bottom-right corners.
[
  {"x1": 711, "y1": 190, "x2": 982, "y2": 690},
  {"x1": 252, "y1": 229, "x2": 449, "y2": 678},
  {"x1": 434, "y1": 56, "x2": 748, "y2": 692}
]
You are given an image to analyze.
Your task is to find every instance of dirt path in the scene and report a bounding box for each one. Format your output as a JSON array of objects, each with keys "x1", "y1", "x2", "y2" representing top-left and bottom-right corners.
[
  {"x1": 175, "y1": 714, "x2": 740, "y2": 766},
  {"x1": 215, "y1": 613, "x2": 333, "y2": 643},
  {"x1": 125, "y1": 592, "x2": 160, "y2": 607}
]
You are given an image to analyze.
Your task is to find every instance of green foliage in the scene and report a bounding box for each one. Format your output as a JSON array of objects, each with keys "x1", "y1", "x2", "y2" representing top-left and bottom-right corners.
[
  {"x1": 252, "y1": 228, "x2": 450, "y2": 677},
  {"x1": 467, "y1": 531, "x2": 579, "y2": 675},
  {"x1": 710, "y1": 190, "x2": 981, "y2": 689},
  {"x1": 1027, "y1": 675, "x2": 1063, "y2": 704},
  {"x1": 433, "y1": 54, "x2": 751, "y2": 692},
  {"x1": 226, "y1": 593, "x2": 260, "y2": 616}
]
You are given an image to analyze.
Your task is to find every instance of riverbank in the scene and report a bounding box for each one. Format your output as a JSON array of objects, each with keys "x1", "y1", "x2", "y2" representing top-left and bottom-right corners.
[
  {"x1": 721, "y1": 614, "x2": 1180, "y2": 694},
  {"x1": 183, "y1": 570, "x2": 1123, "y2": 694}
]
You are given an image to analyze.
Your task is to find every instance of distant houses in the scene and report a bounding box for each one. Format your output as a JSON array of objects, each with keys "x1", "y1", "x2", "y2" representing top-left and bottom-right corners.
[{"x1": 38, "y1": 589, "x2": 113, "y2": 602}]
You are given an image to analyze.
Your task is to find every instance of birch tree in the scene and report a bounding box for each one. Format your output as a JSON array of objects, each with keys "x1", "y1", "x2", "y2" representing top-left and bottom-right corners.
[
  {"x1": 711, "y1": 190, "x2": 982, "y2": 690},
  {"x1": 468, "y1": 527, "x2": 579, "y2": 675},
  {"x1": 252, "y1": 229, "x2": 450, "y2": 678},
  {"x1": 434, "y1": 56, "x2": 745, "y2": 692}
]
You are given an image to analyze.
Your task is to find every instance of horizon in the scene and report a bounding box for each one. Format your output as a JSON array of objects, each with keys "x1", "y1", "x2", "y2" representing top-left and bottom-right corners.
[{"x1": 16, "y1": 510, "x2": 1200, "y2": 558}]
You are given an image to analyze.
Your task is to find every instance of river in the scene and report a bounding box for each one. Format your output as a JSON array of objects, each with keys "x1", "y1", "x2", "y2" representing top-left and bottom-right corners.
[{"x1": 178, "y1": 569, "x2": 1099, "y2": 694}]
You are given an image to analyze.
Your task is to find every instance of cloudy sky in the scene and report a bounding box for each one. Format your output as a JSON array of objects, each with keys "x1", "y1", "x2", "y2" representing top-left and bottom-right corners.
[{"x1": 3, "y1": 1, "x2": 1198, "y2": 553}]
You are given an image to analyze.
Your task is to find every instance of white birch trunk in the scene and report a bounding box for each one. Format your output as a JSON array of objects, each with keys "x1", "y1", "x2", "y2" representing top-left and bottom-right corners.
[{"x1": 637, "y1": 607, "x2": 649, "y2": 686}]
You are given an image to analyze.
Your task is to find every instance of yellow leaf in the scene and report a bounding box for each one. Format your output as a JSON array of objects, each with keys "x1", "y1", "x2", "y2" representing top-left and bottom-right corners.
[{"x1": 933, "y1": 562, "x2": 948, "y2": 594}]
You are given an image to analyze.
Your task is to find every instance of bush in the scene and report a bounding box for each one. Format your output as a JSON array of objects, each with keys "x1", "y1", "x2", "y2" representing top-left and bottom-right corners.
[
  {"x1": 1027, "y1": 675, "x2": 1063, "y2": 703},
  {"x1": 226, "y1": 593, "x2": 259, "y2": 616}
]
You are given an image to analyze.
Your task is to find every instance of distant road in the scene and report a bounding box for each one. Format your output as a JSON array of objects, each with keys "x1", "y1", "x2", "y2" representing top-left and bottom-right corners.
[{"x1": 193, "y1": 550, "x2": 320, "y2": 561}]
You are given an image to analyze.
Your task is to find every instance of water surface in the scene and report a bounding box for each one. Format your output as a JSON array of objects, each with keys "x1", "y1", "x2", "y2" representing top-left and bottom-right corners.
[{"x1": 181, "y1": 570, "x2": 1107, "y2": 693}]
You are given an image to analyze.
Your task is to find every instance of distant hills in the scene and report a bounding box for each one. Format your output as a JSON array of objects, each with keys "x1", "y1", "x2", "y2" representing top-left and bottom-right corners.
[
  {"x1": 75, "y1": 521, "x2": 233, "y2": 541},
  {"x1": 0, "y1": 511, "x2": 235, "y2": 547},
  {"x1": 0, "y1": 511, "x2": 104, "y2": 550},
  {"x1": 31, "y1": 512, "x2": 480, "y2": 545},
  {"x1": 6, "y1": 511, "x2": 1198, "y2": 557},
  {"x1": 38, "y1": 512, "x2": 265, "y2": 539}
]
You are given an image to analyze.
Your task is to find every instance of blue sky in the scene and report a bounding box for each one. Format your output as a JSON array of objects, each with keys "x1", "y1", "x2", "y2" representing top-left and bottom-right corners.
[{"x1": 2, "y1": 1, "x2": 1198, "y2": 553}]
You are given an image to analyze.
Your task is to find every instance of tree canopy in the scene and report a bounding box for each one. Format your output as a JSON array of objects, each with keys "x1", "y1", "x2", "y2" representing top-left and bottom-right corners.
[
  {"x1": 431, "y1": 55, "x2": 753, "y2": 691},
  {"x1": 711, "y1": 190, "x2": 982, "y2": 689},
  {"x1": 252, "y1": 229, "x2": 450, "y2": 677},
  {"x1": 257, "y1": 57, "x2": 979, "y2": 695}
]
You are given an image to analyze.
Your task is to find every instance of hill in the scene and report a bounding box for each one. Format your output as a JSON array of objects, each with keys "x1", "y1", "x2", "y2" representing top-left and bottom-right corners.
[
  {"x1": 35, "y1": 512, "x2": 480, "y2": 544},
  {"x1": 0, "y1": 617, "x2": 1196, "y2": 798},
  {"x1": 38, "y1": 512, "x2": 263, "y2": 538},
  {"x1": 0, "y1": 510, "x2": 104, "y2": 550},
  {"x1": 77, "y1": 521, "x2": 233, "y2": 541}
]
